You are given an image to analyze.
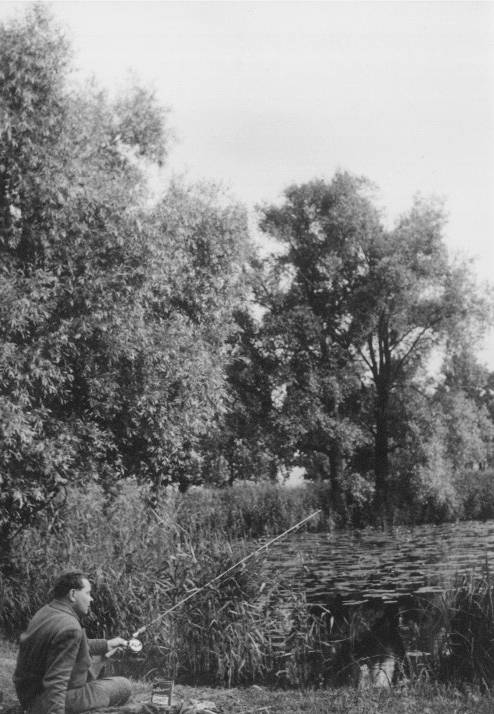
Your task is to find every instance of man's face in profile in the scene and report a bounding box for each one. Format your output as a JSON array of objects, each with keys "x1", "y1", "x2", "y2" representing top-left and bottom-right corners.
[{"x1": 70, "y1": 578, "x2": 93, "y2": 616}]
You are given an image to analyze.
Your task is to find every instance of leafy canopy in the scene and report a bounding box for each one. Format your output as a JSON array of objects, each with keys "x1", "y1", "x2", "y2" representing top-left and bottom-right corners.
[{"x1": 0, "y1": 5, "x2": 251, "y2": 550}]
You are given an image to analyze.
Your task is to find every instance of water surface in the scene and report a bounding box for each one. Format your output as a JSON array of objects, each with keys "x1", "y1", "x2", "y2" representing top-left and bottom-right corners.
[{"x1": 265, "y1": 519, "x2": 494, "y2": 604}]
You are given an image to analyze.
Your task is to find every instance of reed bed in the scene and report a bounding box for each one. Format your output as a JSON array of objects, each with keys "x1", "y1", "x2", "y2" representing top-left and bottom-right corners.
[
  {"x1": 0, "y1": 480, "x2": 329, "y2": 686},
  {"x1": 433, "y1": 572, "x2": 494, "y2": 686}
]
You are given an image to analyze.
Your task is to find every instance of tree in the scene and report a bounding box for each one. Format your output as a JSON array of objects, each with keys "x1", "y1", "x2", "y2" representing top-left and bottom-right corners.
[
  {"x1": 0, "y1": 5, "x2": 251, "y2": 555},
  {"x1": 112, "y1": 180, "x2": 252, "y2": 495},
  {"x1": 428, "y1": 346, "x2": 494, "y2": 506},
  {"x1": 0, "y1": 4, "x2": 170, "y2": 553},
  {"x1": 203, "y1": 307, "x2": 280, "y2": 485},
  {"x1": 257, "y1": 172, "x2": 489, "y2": 518},
  {"x1": 254, "y1": 175, "x2": 378, "y2": 503}
]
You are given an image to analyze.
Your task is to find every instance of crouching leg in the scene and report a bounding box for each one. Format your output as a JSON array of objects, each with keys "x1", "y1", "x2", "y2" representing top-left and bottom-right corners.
[{"x1": 65, "y1": 677, "x2": 132, "y2": 712}]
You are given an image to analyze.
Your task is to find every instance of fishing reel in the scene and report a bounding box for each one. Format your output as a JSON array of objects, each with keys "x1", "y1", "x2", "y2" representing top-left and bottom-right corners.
[{"x1": 127, "y1": 638, "x2": 143, "y2": 654}]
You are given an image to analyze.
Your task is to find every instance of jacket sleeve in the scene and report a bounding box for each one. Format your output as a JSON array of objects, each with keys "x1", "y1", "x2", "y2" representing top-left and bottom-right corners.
[
  {"x1": 42, "y1": 628, "x2": 82, "y2": 714},
  {"x1": 87, "y1": 638, "x2": 108, "y2": 656}
]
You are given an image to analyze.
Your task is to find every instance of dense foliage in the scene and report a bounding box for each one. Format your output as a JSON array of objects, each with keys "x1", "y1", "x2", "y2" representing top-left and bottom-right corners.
[
  {"x1": 0, "y1": 6, "x2": 251, "y2": 556},
  {"x1": 220, "y1": 175, "x2": 493, "y2": 522},
  {"x1": 0, "y1": 3, "x2": 493, "y2": 558}
]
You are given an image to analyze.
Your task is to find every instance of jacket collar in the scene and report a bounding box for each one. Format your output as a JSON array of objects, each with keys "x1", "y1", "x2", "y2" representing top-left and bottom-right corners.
[{"x1": 49, "y1": 598, "x2": 81, "y2": 622}]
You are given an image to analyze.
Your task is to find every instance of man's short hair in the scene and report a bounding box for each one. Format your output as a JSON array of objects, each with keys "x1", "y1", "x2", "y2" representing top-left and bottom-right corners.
[{"x1": 52, "y1": 571, "x2": 89, "y2": 599}]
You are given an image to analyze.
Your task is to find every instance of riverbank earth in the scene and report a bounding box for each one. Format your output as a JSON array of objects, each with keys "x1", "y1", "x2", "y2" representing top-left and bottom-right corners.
[{"x1": 1, "y1": 640, "x2": 493, "y2": 714}]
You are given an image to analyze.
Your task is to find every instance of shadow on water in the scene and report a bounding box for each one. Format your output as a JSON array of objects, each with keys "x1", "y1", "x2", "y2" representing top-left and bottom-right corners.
[{"x1": 263, "y1": 519, "x2": 494, "y2": 687}]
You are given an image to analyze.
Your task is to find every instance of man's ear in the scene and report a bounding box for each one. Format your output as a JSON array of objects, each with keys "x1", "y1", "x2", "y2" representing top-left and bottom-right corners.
[{"x1": 68, "y1": 588, "x2": 76, "y2": 602}]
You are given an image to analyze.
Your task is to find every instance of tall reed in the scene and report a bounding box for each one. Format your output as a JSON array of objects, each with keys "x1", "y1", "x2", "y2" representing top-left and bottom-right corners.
[{"x1": 434, "y1": 573, "x2": 494, "y2": 686}]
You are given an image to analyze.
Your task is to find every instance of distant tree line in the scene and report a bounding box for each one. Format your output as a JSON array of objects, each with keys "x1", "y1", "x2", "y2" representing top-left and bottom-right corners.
[{"x1": 1, "y1": 6, "x2": 493, "y2": 555}]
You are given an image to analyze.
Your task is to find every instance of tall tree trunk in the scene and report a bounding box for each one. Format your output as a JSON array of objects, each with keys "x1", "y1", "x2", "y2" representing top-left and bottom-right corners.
[
  {"x1": 329, "y1": 441, "x2": 348, "y2": 524},
  {"x1": 374, "y1": 390, "x2": 390, "y2": 523}
]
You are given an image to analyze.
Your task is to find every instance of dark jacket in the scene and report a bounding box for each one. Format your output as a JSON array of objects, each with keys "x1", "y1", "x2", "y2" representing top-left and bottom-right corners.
[{"x1": 13, "y1": 600, "x2": 108, "y2": 714}]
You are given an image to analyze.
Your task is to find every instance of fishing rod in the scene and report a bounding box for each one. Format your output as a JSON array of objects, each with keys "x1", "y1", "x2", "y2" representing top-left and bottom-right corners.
[{"x1": 127, "y1": 509, "x2": 322, "y2": 647}]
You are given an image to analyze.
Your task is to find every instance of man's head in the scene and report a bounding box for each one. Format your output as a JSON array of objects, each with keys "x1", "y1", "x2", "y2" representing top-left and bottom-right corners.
[{"x1": 52, "y1": 571, "x2": 93, "y2": 616}]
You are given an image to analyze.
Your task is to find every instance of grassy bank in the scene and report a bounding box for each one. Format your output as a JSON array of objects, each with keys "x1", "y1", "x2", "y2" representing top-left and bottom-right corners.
[{"x1": 170, "y1": 683, "x2": 494, "y2": 713}]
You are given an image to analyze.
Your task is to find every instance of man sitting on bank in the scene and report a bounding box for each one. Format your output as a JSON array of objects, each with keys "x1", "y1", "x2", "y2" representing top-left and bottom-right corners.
[{"x1": 14, "y1": 571, "x2": 132, "y2": 714}]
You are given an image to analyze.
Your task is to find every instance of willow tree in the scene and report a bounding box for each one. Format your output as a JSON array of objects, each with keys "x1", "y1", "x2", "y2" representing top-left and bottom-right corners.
[{"x1": 258, "y1": 172, "x2": 487, "y2": 517}]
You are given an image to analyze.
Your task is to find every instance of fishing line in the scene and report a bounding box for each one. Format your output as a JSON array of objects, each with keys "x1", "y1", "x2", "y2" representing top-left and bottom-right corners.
[{"x1": 131, "y1": 509, "x2": 321, "y2": 640}]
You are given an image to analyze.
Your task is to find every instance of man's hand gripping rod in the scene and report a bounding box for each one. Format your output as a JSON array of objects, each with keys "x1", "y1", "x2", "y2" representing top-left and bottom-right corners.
[{"x1": 131, "y1": 509, "x2": 321, "y2": 642}]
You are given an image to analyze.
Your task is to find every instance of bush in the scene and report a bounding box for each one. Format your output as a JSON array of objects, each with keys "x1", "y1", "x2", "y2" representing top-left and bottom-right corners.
[{"x1": 456, "y1": 469, "x2": 494, "y2": 521}]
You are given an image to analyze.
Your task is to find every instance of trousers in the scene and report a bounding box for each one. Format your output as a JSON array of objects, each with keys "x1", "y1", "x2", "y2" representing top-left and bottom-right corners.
[
  {"x1": 27, "y1": 675, "x2": 132, "y2": 714},
  {"x1": 66, "y1": 676, "x2": 132, "y2": 712}
]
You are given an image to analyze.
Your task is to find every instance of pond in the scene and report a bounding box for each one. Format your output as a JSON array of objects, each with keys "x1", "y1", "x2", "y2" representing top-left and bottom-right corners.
[
  {"x1": 265, "y1": 518, "x2": 494, "y2": 605},
  {"x1": 261, "y1": 519, "x2": 494, "y2": 685}
]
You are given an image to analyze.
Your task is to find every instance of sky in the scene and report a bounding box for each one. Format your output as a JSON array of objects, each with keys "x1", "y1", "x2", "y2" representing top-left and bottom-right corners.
[{"x1": 1, "y1": 0, "x2": 494, "y2": 362}]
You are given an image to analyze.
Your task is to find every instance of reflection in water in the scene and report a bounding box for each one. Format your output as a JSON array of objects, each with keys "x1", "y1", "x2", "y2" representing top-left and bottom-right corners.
[{"x1": 359, "y1": 656, "x2": 396, "y2": 688}]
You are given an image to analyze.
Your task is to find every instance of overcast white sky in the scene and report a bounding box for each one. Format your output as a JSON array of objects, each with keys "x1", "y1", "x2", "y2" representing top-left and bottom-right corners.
[{"x1": 2, "y1": 0, "x2": 494, "y2": 362}]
